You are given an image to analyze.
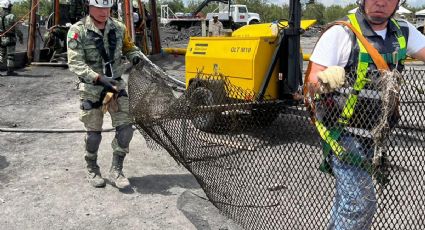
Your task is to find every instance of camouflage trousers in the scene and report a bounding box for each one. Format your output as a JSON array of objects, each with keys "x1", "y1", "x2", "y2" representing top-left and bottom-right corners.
[
  {"x1": 0, "y1": 45, "x2": 15, "y2": 68},
  {"x1": 79, "y1": 81, "x2": 133, "y2": 158}
]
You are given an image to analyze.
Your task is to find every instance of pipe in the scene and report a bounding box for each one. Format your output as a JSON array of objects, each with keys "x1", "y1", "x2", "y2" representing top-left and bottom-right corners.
[
  {"x1": 54, "y1": 0, "x2": 60, "y2": 26},
  {"x1": 124, "y1": 0, "x2": 133, "y2": 40},
  {"x1": 27, "y1": 0, "x2": 39, "y2": 63},
  {"x1": 0, "y1": 127, "x2": 115, "y2": 133},
  {"x1": 138, "y1": 0, "x2": 149, "y2": 54},
  {"x1": 149, "y1": 0, "x2": 161, "y2": 54},
  {"x1": 30, "y1": 62, "x2": 68, "y2": 67},
  {"x1": 162, "y1": 47, "x2": 186, "y2": 55}
]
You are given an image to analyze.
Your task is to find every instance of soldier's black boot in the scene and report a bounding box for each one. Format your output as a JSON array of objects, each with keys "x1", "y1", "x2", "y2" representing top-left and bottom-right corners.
[
  {"x1": 6, "y1": 67, "x2": 17, "y2": 76},
  {"x1": 109, "y1": 153, "x2": 130, "y2": 189},
  {"x1": 85, "y1": 156, "x2": 106, "y2": 188}
]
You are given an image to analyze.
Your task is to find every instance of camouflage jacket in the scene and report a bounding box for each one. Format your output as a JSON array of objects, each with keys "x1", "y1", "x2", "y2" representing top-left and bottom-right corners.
[
  {"x1": 0, "y1": 11, "x2": 23, "y2": 46},
  {"x1": 67, "y1": 16, "x2": 142, "y2": 84}
]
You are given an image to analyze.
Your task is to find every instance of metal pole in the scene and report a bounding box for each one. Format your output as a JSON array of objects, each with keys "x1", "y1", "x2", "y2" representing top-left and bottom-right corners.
[
  {"x1": 284, "y1": 0, "x2": 302, "y2": 94},
  {"x1": 54, "y1": 0, "x2": 60, "y2": 25},
  {"x1": 27, "y1": 0, "x2": 39, "y2": 63},
  {"x1": 149, "y1": 0, "x2": 161, "y2": 54},
  {"x1": 139, "y1": 1, "x2": 149, "y2": 54},
  {"x1": 123, "y1": 0, "x2": 134, "y2": 40},
  {"x1": 202, "y1": 20, "x2": 206, "y2": 37}
]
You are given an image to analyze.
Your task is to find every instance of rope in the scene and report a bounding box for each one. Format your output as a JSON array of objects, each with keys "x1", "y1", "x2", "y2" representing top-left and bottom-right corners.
[
  {"x1": 0, "y1": 127, "x2": 115, "y2": 133},
  {"x1": 0, "y1": 0, "x2": 42, "y2": 37},
  {"x1": 0, "y1": 126, "x2": 137, "y2": 133},
  {"x1": 371, "y1": 69, "x2": 401, "y2": 165}
]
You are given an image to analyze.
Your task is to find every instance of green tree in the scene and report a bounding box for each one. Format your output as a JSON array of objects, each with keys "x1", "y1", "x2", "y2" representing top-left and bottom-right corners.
[
  {"x1": 39, "y1": 0, "x2": 53, "y2": 17},
  {"x1": 12, "y1": 0, "x2": 53, "y2": 19},
  {"x1": 262, "y1": 4, "x2": 289, "y2": 22},
  {"x1": 343, "y1": 3, "x2": 357, "y2": 14},
  {"x1": 324, "y1": 5, "x2": 345, "y2": 23},
  {"x1": 186, "y1": 0, "x2": 199, "y2": 13},
  {"x1": 162, "y1": 0, "x2": 185, "y2": 13},
  {"x1": 11, "y1": 0, "x2": 30, "y2": 19},
  {"x1": 302, "y1": 3, "x2": 325, "y2": 24}
]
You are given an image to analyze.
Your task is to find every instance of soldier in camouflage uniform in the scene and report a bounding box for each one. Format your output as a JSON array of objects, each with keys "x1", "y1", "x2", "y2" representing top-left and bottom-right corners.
[
  {"x1": 67, "y1": 0, "x2": 143, "y2": 188},
  {"x1": 0, "y1": 1, "x2": 23, "y2": 76}
]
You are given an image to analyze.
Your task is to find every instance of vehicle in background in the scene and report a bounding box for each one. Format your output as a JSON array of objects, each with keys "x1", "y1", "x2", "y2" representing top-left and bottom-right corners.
[
  {"x1": 160, "y1": 0, "x2": 260, "y2": 31},
  {"x1": 205, "y1": 4, "x2": 260, "y2": 29}
]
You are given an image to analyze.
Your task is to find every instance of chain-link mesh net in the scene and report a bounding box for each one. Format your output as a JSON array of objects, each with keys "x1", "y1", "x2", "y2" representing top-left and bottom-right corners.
[{"x1": 128, "y1": 58, "x2": 425, "y2": 229}]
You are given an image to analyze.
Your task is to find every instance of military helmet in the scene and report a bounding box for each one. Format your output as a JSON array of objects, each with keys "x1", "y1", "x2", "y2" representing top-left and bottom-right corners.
[
  {"x1": 0, "y1": 0, "x2": 12, "y2": 9},
  {"x1": 88, "y1": 0, "x2": 113, "y2": 8}
]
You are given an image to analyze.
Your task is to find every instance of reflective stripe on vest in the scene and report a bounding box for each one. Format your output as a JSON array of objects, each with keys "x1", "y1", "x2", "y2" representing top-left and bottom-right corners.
[{"x1": 315, "y1": 14, "x2": 406, "y2": 161}]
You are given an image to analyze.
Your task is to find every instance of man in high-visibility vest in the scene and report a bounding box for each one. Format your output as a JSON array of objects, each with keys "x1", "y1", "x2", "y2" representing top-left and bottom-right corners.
[{"x1": 306, "y1": 0, "x2": 425, "y2": 229}]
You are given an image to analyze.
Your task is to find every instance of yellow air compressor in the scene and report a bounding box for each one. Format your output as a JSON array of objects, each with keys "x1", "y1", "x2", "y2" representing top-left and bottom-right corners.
[
  {"x1": 185, "y1": 1, "x2": 316, "y2": 132},
  {"x1": 186, "y1": 20, "x2": 316, "y2": 100}
]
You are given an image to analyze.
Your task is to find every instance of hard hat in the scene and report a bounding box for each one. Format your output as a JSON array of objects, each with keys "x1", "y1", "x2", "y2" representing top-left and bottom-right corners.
[
  {"x1": 88, "y1": 0, "x2": 113, "y2": 8},
  {"x1": 357, "y1": 0, "x2": 404, "y2": 9},
  {"x1": 356, "y1": 0, "x2": 403, "y2": 16},
  {"x1": 132, "y1": 0, "x2": 139, "y2": 9},
  {"x1": 0, "y1": 0, "x2": 12, "y2": 9}
]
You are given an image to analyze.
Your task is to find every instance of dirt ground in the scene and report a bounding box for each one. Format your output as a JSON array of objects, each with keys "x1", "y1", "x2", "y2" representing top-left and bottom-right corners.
[
  {"x1": 1, "y1": 25, "x2": 421, "y2": 229},
  {"x1": 0, "y1": 32, "x2": 345, "y2": 230},
  {"x1": 0, "y1": 61, "x2": 242, "y2": 229}
]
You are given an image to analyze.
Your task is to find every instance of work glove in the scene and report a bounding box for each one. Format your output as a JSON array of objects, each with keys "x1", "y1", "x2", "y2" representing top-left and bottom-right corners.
[
  {"x1": 317, "y1": 66, "x2": 346, "y2": 93},
  {"x1": 95, "y1": 75, "x2": 118, "y2": 93},
  {"x1": 102, "y1": 92, "x2": 119, "y2": 114}
]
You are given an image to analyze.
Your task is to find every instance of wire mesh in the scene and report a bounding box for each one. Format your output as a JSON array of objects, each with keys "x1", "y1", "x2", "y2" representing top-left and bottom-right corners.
[{"x1": 128, "y1": 59, "x2": 425, "y2": 229}]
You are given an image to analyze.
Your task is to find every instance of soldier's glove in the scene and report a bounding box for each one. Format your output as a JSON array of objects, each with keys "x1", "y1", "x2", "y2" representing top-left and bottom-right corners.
[
  {"x1": 132, "y1": 56, "x2": 141, "y2": 65},
  {"x1": 317, "y1": 66, "x2": 346, "y2": 93},
  {"x1": 95, "y1": 75, "x2": 118, "y2": 93},
  {"x1": 102, "y1": 92, "x2": 119, "y2": 114}
]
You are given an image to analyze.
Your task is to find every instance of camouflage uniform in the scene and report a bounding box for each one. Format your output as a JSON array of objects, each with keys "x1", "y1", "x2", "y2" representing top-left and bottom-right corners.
[
  {"x1": 67, "y1": 16, "x2": 142, "y2": 188},
  {"x1": 0, "y1": 8, "x2": 23, "y2": 75}
]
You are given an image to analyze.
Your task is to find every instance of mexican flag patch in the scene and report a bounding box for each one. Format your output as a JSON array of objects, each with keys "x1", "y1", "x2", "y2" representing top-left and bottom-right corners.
[{"x1": 68, "y1": 32, "x2": 79, "y2": 40}]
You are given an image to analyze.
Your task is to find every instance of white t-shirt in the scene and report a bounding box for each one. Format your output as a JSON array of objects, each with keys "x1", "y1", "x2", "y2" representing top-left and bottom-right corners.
[{"x1": 310, "y1": 20, "x2": 425, "y2": 67}]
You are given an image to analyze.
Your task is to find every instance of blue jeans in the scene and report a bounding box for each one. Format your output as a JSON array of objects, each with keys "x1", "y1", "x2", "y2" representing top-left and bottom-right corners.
[{"x1": 327, "y1": 135, "x2": 377, "y2": 230}]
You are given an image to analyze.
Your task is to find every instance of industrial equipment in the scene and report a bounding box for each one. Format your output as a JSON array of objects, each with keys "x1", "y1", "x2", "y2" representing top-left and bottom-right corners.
[
  {"x1": 161, "y1": 0, "x2": 260, "y2": 30},
  {"x1": 185, "y1": 0, "x2": 316, "y2": 132}
]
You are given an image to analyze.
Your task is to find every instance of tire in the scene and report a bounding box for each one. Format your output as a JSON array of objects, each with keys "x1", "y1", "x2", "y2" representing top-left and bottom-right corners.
[
  {"x1": 249, "y1": 20, "x2": 259, "y2": 25},
  {"x1": 187, "y1": 82, "x2": 228, "y2": 133},
  {"x1": 189, "y1": 86, "x2": 217, "y2": 131}
]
